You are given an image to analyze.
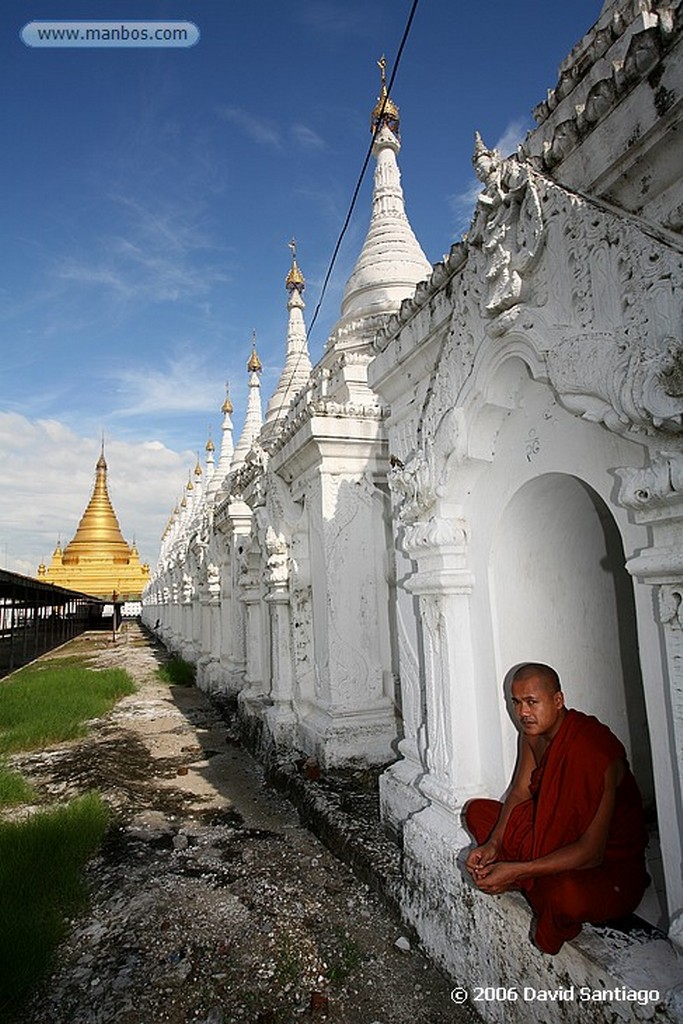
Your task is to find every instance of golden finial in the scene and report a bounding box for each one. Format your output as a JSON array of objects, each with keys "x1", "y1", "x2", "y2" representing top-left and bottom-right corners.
[
  {"x1": 186, "y1": 471, "x2": 193, "y2": 492},
  {"x1": 371, "y1": 54, "x2": 400, "y2": 137},
  {"x1": 247, "y1": 330, "x2": 263, "y2": 373},
  {"x1": 285, "y1": 238, "x2": 305, "y2": 292},
  {"x1": 206, "y1": 431, "x2": 215, "y2": 453},
  {"x1": 194, "y1": 453, "x2": 203, "y2": 476},
  {"x1": 221, "y1": 380, "x2": 234, "y2": 414}
]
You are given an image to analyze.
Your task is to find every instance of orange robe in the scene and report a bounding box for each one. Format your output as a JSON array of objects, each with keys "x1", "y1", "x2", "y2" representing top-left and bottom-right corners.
[{"x1": 465, "y1": 709, "x2": 649, "y2": 953}]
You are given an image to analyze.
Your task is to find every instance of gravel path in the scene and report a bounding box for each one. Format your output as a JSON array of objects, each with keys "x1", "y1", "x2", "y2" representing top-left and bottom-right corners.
[{"x1": 9, "y1": 624, "x2": 478, "y2": 1024}]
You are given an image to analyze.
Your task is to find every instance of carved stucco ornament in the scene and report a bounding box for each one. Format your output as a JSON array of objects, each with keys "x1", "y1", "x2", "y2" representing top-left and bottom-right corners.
[
  {"x1": 617, "y1": 451, "x2": 683, "y2": 510},
  {"x1": 264, "y1": 526, "x2": 289, "y2": 588},
  {"x1": 468, "y1": 135, "x2": 545, "y2": 334},
  {"x1": 547, "y1": 335, "x2": 683, "y2": 437},
  {"x1": 389, "y1": 406, "x2": 470, "y2": 556}
]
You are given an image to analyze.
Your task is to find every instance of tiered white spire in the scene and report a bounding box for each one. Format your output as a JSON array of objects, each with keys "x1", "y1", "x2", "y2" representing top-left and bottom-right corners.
[
  {"x1": 207, "y1": 383, "x2": 235, "y2": 500},
  {"x1": 340, "y1": 57, "x2": 431, "y2": 322},
  {"x1": 262, "y1": 241, "x2": 312, "y2": 446},
  {"x1": 231, "y1": 333, "x2": 264, "y2": 472}
]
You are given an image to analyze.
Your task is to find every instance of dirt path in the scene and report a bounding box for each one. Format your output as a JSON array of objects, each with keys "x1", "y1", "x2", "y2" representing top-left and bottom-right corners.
[{"x1": 9, "y1": 624, "x2": 477, "y2": 1024}]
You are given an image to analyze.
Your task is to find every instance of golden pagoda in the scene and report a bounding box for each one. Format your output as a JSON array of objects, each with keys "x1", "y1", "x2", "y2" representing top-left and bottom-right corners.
[{"x1": 39, "y1": 446, "x2": 150, "y2": 600}]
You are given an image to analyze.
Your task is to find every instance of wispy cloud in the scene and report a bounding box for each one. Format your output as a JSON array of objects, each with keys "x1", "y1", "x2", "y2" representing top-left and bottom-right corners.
[
  {"x1": 293, "y1": 0, "x2": 377, "y2": 36},
  {"x1": 291, "y1": 124, "x2": 326, "y2": 151},
  {"x1": 219, "y1": 106, "x2": 282, "y2": 148},
  {"x1": 448, "y1": 118, "x2": 531, "y2": 237},
  {"x1": 51, "y1": 193, "x2": 230, "y2": 305},
  {"x1": 107, "y1": 351, "x2": 222, "y2": 418}
]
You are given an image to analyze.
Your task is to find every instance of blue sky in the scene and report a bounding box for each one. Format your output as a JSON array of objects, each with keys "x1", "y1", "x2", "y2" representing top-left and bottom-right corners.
[{"x1": 1, "y1": 0, "x2": 601, "y2": 574}]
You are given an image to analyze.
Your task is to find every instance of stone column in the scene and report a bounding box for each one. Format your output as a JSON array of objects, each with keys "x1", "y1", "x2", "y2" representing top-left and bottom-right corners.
[
  {"x1": 618, "y1": 453, "x2": 683, "y2": 946},
  {"x1": 402, "y1": 514, "x2": 482, "y2": 821},
  {"x1": 263, "y1": 529, "x2": 297, "y2": 746},
  {"x1": 180, "y1": 572, "x2": 195, "y2": 663},
  {"x1": 226, "y1": 503, "x2": 251, "y2": 692},
  {"x1": 169, "y1": 579, "x2": 180, "y2": 655},
  {"x1": 196, "y1": 563, "x2": 220, "y2": 691},
  {"x1": 240, "y1": 541, "x2": 267, "y2": 698}
]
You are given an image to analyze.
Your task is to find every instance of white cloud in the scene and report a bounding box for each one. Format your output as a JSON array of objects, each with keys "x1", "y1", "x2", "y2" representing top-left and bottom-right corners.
[
  {"x1": 494, "y1": 119, "x2": 530, "y2": 159},
  {"x1": 219, "y1": 106, "x2": 282, "y2": 148},
  {"x1": 291, "y1": 124, "x2": 326, "y2": 151},
  {"x1": 51, "y1": 194, "x2": 230, "y2": 306},
  {"x1": 0, "y1": 414, "x2": 193, "y2": 575},
  {"x1": 107, "y1": 351, "x2": 223, "y2": 418}
]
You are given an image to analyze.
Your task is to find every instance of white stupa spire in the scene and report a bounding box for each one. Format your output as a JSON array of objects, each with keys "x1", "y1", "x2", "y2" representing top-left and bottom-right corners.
[
  {"x1": 189, "y1": 453, "x2": 203, "y2": 523},
  {"x1": 231, "y1": 333, "x2": 264, "y2": 472},
  {"x1": 204, "y1": 432, "x2": 215, "y2": 486},
  {"x1": 340, "y1": 57, "x2": 431, "y2": 322},
  {"x1": 207, "y1": 383, "x2": 235, "y2": 499},
  {"x1": 262, "y1": 241, "x2": 312, "y2": 446}
]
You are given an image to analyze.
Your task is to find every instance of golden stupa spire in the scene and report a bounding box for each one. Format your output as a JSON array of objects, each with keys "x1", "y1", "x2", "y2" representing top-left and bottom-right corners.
[
  {"x1": 42, "y1": 444, "x2": 149, "y2": 599},
  {"x1": 285, "y1": 238, "x2": 305, "y2": 292},
  {"x1": 247, "y1": 330, "x2": 263, "y2": 373},
  {"x1": 371, "y1": 54, "x2": 400, "y2": 137},
  {"x1": 62, "y1": 446, "x2": 130, "y2": 560}
]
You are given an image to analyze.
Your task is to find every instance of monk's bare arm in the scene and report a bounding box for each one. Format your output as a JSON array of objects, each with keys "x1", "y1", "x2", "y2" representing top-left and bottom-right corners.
[
  {"x1": 466, "y1": 738, "x2": 536, "y2": 875},
  {"x1": 474, "y1": 759, "x2": 624, "y2": 892}
]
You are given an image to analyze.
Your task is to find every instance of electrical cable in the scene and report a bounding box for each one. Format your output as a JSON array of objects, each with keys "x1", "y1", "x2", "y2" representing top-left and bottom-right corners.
[{"x1": 306, "y1": 0, "x2": 421, "y2": 343}]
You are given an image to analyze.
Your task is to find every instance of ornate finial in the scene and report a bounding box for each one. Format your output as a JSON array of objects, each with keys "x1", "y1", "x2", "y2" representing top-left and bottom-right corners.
[
  {"x1": 194, "y1": 452, "x2": 202, "y2": 476},
  {"x1": 206, "y1": 427, "x2": 215, "y2": 453},
  {"x1": 371, "y1": 54, "x2": 400, "y2": 137},
  {"x1": 97, "y1": 434, "x2": 107, "y2": 471},
  {"x1": 186, "y1": 471, "x2": 193, "y2": 492},
  {"x1": 221, "y1": 380, "x2": 234, "y2": 414},
  {"x1": 247, "y1": 330, "x2": 263, "y2": 373},
  {"x1": 285, "y1": 238, "x2": 305, "y2": 292}
]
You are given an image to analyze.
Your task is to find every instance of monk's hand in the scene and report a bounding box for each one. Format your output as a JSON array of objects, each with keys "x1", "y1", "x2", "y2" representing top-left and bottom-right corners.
[
  {"x1": 472, "y1": 861, "x2": 520, "y2": 894},
  {"x1": 466, "y1": 839, "x2": 500, "y2": 879}
]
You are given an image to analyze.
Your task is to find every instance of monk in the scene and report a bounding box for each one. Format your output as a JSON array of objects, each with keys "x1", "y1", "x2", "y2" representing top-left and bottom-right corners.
[{"x1": 464, "y1": 663, "x2": 649, "y2": 954}]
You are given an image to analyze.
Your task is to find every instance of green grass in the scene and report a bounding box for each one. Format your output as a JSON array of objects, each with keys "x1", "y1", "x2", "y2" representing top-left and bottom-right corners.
[
  {"x1": 0, "y1": 764, "x2": 36, "y2": 808},
  {"x1": 0, "y1": 661, "x2": 136, "y2": 755},
  {"x1": 156, "y1": 658, "x2": 195, "y2": 687},
  {"x1": 0, "y1": 793, "x2": 110, "y2": 1017}
]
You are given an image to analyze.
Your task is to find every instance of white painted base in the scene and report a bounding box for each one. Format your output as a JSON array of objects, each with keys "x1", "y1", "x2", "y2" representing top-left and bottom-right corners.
[
  {"x1": 379, "y1": 757, "x2": 427, "y2": 838},
  {"x1": 400, "y1": 805, "x2": 683, "y2": 1024},
  {"x1": 297, "y1": 703, "x2": 398, "y2": 768}
]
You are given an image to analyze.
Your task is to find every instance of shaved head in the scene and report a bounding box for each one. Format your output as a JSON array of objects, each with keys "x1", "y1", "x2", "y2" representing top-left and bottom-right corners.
[{"x1": 512, "y1": 663, "x2": 561, "y2": 695}]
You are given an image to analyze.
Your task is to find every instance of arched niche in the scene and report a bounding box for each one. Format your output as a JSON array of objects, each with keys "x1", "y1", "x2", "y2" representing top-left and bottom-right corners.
[{"x1": 490, "y1": 472, "x2": 654, "y2": 812}]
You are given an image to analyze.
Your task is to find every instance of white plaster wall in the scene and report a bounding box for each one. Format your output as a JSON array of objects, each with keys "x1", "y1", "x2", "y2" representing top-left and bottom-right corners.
[
  {"x1": 460, "y1": 359, "x2": 653, "y2": 801},
  {"x1": 491, "y1": 472, "x2": 633, "y2": 760}
]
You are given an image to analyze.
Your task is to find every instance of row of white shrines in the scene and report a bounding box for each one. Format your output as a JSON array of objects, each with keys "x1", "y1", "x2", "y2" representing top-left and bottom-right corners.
[{"x1": 143, "y1": 3, "x2": 683, "y2": 1017}]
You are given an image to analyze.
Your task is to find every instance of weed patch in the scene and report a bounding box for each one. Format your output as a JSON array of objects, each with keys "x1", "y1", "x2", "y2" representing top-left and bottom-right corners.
[
  {"x1": 156, "y1": 659, "x2": 195, "y2": 687},
  {"x1": 0, "y1": 763, "x2": 36, "y2": 808},
  {"x1": 0, "y1": 793, "x2": 110, "y2": 1016},
  {"x1": 0, "y1": 663, "x2": 136, "y2": 754}
]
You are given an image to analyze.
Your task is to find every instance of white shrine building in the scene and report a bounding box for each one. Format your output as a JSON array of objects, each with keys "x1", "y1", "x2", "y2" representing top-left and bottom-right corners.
[{"x1": 143, "y1": 2, "x2": 683, "y2": 1017}]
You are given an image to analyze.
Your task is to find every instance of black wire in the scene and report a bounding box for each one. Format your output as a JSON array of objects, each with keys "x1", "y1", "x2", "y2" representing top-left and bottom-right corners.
[{"x1": 306, "y1": 0, "x2": 421, "y2": 342}]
